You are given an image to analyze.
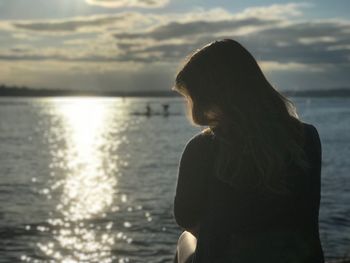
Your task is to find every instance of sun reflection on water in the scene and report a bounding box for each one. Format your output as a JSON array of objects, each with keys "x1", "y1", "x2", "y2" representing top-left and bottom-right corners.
[
  {"x1": 57, "y1": 99, "x2": 116, "y2": 222},
  {"x1": 31, "y1": 98, "x2": 122, "y2": 263}
]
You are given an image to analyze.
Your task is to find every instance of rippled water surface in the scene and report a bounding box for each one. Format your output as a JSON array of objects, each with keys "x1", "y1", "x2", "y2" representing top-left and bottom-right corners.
[{"x1": 0, "y1": 97, "x2": 349, "y2": 262}]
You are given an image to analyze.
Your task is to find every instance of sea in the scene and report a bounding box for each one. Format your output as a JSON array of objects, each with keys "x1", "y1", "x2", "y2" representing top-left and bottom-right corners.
[{"x1": 0, "y1": 96, "x2": 349, "y2": 262}]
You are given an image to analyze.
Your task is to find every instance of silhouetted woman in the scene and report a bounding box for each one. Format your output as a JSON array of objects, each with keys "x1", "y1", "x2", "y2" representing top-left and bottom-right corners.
[{"x1": 173, "y1": 39, "x2": 324, "y2": 263}]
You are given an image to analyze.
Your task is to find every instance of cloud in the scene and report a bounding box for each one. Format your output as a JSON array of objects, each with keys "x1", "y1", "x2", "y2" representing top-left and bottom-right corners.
[
  {"x1": 259, "y1": 61, "x2": 329, "y2": 72},
  {"x1": 238, "y1": 20, "x2": 350, "y2": 65},
  {"x1": 85, "y1": 0, "x2": 169, "y2": 8},
  {"x1": 11, "y1": 13, "x2": 145, "y2": 33},
  {"x1": 298, "y1": 36, "x2": 337, "y2": 45},
  {"x1": 0, "y1": 45, "x2": 122, "y2": 62},
  {"x1": 2, "y1": 3, "x2": 350, "y2": 67},
  {"x1": 1, "y1": 3, "x2": 350, "y2": 91},
  {"x1": 234, "y1": 2, "x2": 311, "y2": 20},
  {"x1": 0, "y1": 60, "x2": 172, "y2": 91},
  {"x1": 112, "y1": 18, "x2": 350, "y2": 67},
  {"x1": 113, "y1": 18, "x2": 278, "y2": 41},
  {"x1": 3, "y1": 4, "x2": 304, "y2": 35}
]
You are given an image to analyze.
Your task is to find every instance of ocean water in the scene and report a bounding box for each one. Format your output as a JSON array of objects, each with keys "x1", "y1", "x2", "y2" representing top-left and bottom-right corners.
[{"x1": 0, "y1": 96, "x2": 349, "y2": 262}]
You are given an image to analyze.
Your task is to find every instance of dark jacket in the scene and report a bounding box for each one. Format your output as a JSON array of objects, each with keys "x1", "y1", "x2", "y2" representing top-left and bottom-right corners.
[{"x1": 174, "y1": 123, "x2": 324, "y2": 263}]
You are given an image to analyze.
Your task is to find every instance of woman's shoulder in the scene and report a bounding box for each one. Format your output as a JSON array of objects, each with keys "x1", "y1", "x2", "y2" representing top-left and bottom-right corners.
[
  {"x1": 301, "y1": 122, "x2": 322, "y2": 162},
  {"x1": 302, "y1": 122, "x2": 321, "y2": 144},
  {"x1": 188, "y1": 128, "x2": 215, "y2": 145},
  {"x1": 302, "y1": 122, "x2": 319, "y2": 134},
  {"x1": 183, "y1": 128, "x2": 216, "y2": 154}
]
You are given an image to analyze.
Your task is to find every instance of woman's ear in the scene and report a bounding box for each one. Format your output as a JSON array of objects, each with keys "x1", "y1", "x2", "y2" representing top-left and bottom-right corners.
[{"x1": 204, "y1": 105, "x2": 222, "y2": 124}]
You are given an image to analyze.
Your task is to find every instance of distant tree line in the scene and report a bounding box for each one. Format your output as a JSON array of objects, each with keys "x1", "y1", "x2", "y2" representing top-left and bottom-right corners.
[
  {"x1": 0, "y1": 84, "x2": 179, "y2": 97},
  {"x1": 0, "y1": 84, "x2": 349, "y2": 97}
]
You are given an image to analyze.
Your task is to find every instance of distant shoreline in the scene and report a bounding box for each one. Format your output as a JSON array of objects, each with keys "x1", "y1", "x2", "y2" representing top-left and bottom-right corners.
[
  {"x1": 283, "y1": 89, "x2": 350, "y2": 98},
  {"x1": 0, "y1": 86, "x2": 179, "y2": 98},
  {"x1": 1, "y1": 86, "x2": 350, "y2": 98}
]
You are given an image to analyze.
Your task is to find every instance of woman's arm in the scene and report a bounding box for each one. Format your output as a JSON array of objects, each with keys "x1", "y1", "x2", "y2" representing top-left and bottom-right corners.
[{"x1": 174, "y1": 134, "x2": 211, "y2": 233}]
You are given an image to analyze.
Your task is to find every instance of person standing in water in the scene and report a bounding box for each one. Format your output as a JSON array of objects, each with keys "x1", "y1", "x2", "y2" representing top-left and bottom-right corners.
[
  {"x1": 145, "y1": 103, "x2": 152, "y2": 117},
  {"x1": 173, "y1": 39, "x2": 324, "y2": 263},
  {"x1": 162, "y1": 103, "x2": 170, "y2": 117}
]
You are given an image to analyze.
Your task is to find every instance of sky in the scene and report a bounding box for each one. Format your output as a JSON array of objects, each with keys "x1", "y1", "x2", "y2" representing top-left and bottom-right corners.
[{"x1": 0, "y1": 0, "x2": 349, "y2": 92}]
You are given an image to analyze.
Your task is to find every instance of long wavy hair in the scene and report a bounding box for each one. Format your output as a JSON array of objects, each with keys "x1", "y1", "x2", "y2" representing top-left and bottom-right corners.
[{"x1": 174, "y1": 39, "x2": 309, "y2": 194}]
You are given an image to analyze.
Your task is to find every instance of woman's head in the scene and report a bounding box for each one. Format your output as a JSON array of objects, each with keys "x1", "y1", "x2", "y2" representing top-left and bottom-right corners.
[
  {"x1": 174, "y1": 39, "x2": 308, "y2": 193},
  {"x1": 174, "y1": 39, "x2": 296, "y2": 127}
]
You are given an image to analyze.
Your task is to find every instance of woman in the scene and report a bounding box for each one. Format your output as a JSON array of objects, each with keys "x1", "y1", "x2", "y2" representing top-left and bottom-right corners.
[{"x1": 173, "y1": 39, "x2": 324, "y2": 263}]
